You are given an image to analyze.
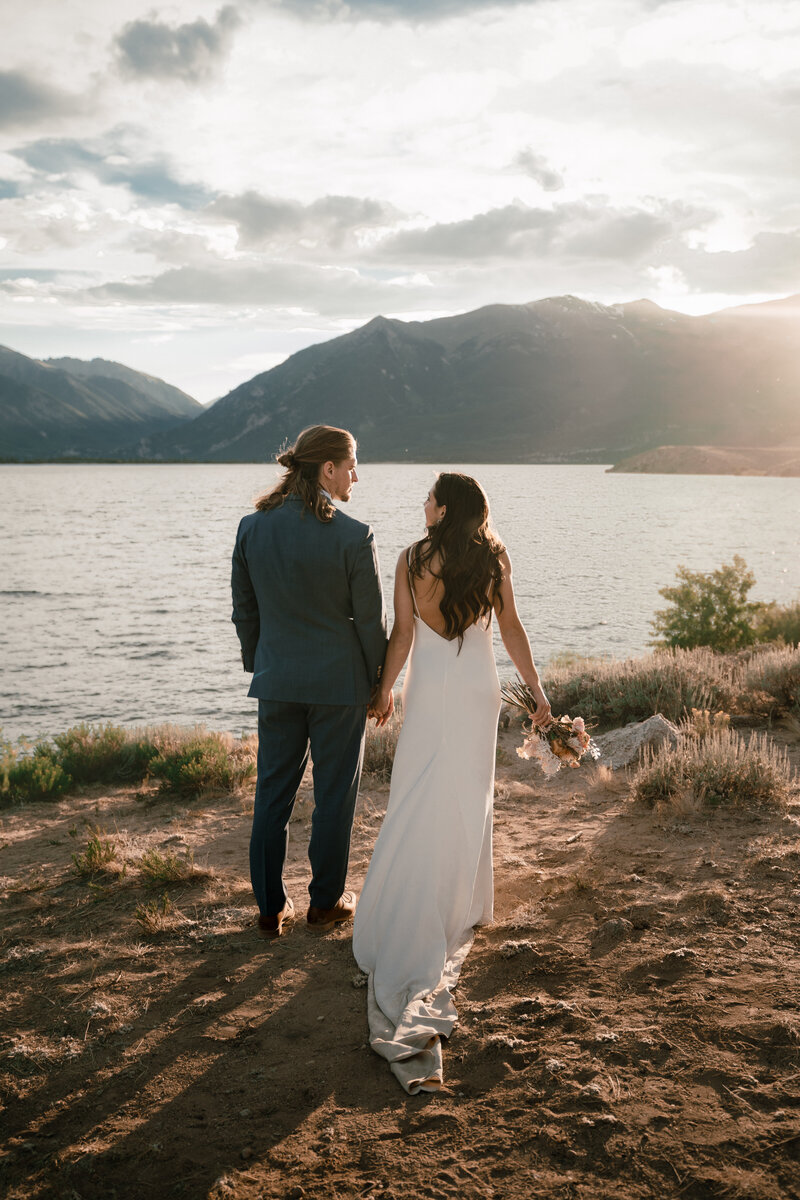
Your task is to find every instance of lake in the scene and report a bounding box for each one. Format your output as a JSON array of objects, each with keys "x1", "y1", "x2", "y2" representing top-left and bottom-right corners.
[{"x1": 1, "y1": 463, "x2": 798, "y2": 742}]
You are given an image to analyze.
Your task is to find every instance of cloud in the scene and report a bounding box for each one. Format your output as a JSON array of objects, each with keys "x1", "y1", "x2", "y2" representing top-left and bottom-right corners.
[
  {"x1": 513, "y1": 148, "x2": 564, "y2": 192},
  {"x1": 378, "y1": 199, "x2": 712, "y2": 262},
  {"x1": 675, "y1": 231, "x2": 800, "y2": 295},
  {"x1": 270, "y1": 0, "x2": 536, "y2": 21},
  {"x1": 114, "y1": 6, "x2": 242, "y2": 83},
  {"x1": 207, "y1": 190, "x2": 400, "y2": 248},
  {"x1": 12, "y1": 134, "x2": 213, "y2": 209},
  {"x1": 80, "y1": 260, "x2": 387, "y2": 314},
  {"x1": 0, "y1": 70, "x2": 78, "y2": 131}
]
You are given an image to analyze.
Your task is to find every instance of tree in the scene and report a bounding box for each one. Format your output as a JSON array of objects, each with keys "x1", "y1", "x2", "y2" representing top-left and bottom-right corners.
[{"x1": 650, "y1": 555, "x2": 759, "y2": 651}]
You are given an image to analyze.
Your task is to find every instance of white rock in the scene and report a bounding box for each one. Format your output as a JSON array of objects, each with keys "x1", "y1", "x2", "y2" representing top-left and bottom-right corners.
[{"x1": 593, "y1": 714, "x2": 682, "y2": 770}]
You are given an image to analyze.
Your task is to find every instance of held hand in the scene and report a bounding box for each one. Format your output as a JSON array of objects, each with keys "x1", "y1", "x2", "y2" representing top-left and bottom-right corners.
[{"x1": 370, "y1": 688, "x2": 395, "y2": 727}]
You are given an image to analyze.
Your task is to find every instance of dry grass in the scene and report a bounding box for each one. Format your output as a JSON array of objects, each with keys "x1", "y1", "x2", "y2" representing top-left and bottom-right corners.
[
  {"x1": 362, "y1": 703, "x2": 403, "y2": 781},
  {"x1": 632, "y1": 727, "x2": 795, "y2": 812},
  {"x1": 137, "y1": 848, "x2": 209, "y2": 884},
  {"x1": 746, "y1": 646, "x2": 800, "y2": 713},
  {"x1": 133, "y1": 892, "x2": 173, "y2": 934},
  {"x1": 542, "y1": 647, "x2": 738, "y2": 730}
]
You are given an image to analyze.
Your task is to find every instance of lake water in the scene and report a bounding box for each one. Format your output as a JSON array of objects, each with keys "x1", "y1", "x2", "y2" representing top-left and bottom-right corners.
[{"x1": 1, "y1": 463, "x2": 798, "y2": 742}]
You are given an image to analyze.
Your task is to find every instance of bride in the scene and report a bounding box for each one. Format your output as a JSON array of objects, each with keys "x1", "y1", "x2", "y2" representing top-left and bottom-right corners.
[{"x1": 352, "y1": 472, "x2": 552, "y2": 1095}]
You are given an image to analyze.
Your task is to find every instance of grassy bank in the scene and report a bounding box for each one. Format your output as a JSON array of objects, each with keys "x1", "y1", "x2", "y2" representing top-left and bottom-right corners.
[{"x1": 2, "y1": 645, "x2": 798, "y2": 808}]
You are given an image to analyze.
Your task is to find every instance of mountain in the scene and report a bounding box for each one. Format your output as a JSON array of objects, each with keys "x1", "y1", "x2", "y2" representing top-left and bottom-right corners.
[
  {"x1": 0, "y1": 348, "x2": 202, "y2": 458},
  {"x1": 145, "y1": 294, "x2": 800, "y2": 463},
  {"x1": 45, "y1": 356, "x2": 198, "y2": 420}
]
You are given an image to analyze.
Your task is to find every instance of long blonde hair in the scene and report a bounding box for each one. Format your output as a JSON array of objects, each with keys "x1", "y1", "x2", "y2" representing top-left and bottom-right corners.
[{"x1": 255, "y1": 425, "x2": 355, "y2": 522}]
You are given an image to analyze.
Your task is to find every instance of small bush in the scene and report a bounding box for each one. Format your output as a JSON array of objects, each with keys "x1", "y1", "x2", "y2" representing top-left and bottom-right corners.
[
  {"x1": 148, "y1": 730, "x2": 255, "y2": 797},
  {"x1": 363, "y1": 702, "x2": 403, "y2": 780},
  {"x1": 542, "y1": 647, "x2": 736, "y2": 731},
  {"x1": 746, "y1": 646, "x2": 800, "y2": 714},
  {"x1": 650, "y1": 555, "x2": 759, "y2": 651},
  {"x1": 53, "y1": 723, "x2": 159, "y2": 785},
  {"x1": 72, "y1": 833, "x2": 119, "y2": 877},
  {"x1": 753, "y1": 599, "x2": 800, "y2": 647},
  {"x1": 133, "y1": 892, "x2": 172, "y2": 934},
  {"x1": 1, "y1": 740, "x2": 71, "y2": 804},
  {"x1": 138, "y1": 849, "x2": 198, "y2": 883},
  {"x1": 632, "y1": 728, "x2": 793, "y2": 812},
  {"x1": 683, "y1": 708, "x2": 731, "y2": 739}
]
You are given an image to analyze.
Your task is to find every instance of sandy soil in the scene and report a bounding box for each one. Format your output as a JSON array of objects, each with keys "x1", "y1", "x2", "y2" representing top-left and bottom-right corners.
[{"x1": 2, "y1": 721, "x2": 800, "y2": 1200}]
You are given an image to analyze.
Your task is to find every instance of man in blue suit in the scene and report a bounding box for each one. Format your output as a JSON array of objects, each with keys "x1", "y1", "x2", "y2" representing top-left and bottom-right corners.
[{"x1": 232, "y1": 425, "x2": 388, "y2": 937}]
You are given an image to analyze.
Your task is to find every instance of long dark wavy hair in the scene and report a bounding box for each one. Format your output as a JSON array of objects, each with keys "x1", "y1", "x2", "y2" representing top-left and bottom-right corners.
[
  {"x1": 255, "y1": 425, "x2": 355, "y2": 522},
  {"x1": 409, "y1": 472, "x2": 505, "y2": 646}
]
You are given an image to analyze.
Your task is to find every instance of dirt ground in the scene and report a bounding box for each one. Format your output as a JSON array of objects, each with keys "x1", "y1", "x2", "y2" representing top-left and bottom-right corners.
[{"x1": 2, "y1": 720, "x2": 800, "y2": 1200}]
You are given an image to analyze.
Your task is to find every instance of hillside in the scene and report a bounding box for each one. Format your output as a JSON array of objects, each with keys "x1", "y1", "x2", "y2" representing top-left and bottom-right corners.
[
  {"x1": 145, "y1": 294, "x2": 800, "y2": 462},
  {"x1": 44, "y1": 356, "x2": 198, "y2": 420},
  {"x1": 0, "y1": 348, "x2": 202, "y2": 459},
  {"x1": 609, "y1": 444, "x2": 800, "y2": 476}
]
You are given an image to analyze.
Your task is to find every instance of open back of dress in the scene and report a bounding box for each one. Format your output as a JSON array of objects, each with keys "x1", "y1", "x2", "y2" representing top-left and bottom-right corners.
[{"x1": 353, "y1": 583, "x2": 502, "y2": 1094}]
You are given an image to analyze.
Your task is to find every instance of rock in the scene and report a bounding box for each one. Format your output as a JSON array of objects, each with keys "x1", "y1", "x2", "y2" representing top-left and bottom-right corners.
[
  {"x1": 591, "y1": 918, "x2": 634, "y2": 947},
  {"x1": 500, "y1": 939, "x2": 536, "y2": 958},
  {"x1": 593, "y1": 715, "x2": 682, "y2": 770}
]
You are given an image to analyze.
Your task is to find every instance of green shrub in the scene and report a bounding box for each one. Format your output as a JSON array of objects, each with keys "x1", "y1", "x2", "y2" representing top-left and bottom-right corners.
[
  {"x1": 53, "y1": 723, "x2": 159, "y2": 785},
  {"x1": 650, "y1": 555, "x2": 759, "y2": 651},
  {"x1": 148, "y1": 730, "x2": 255, "y2": 797},
  {"x1": 0, "y1": 739, "x2": 71, "y2": 804},
  {"x1": 542, "y1": 647, "x2": 736, "y2": 731},
  {"x1": 138, "y1": 849, "x2": 199, "y2": 883},
  {"x1": 72, "y1": 833, "x2": 119, "y2": 877},
  {"x1": 632, "y1": 728, "x2": 793, "y2": 811},
  {"x1": 752, "y1": 600, "x2": 800, "y2": 647}
]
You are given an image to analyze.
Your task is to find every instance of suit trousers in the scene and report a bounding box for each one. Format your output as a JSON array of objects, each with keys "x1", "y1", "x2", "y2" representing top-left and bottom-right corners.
[{"x1": 250, "y1": 699, "x2": 368, "y2": 915}]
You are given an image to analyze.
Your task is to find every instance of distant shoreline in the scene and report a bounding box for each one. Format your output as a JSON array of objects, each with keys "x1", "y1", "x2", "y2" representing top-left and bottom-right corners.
[
  {"x1": 608, "y1": 445, "x2": 800, "y2": 477},
  {"x1": 5, "y1": 448, "x2": 800, "y2": 475},
  {"x1": 0, "y1": 456, "x2": 614, "y2": 467}
]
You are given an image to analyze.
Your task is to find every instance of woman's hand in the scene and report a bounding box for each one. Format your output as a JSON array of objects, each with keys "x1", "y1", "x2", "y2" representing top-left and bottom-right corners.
[
  {"x1": 369, "y1": 687, "x2": 395, "y2": 727},
  {"x1": 529, "y1": 687, "x2": 552, "y2": 728}
]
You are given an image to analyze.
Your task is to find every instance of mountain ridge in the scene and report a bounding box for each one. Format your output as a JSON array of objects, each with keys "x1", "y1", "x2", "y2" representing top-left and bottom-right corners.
[
  {"x1": 0, "y1": 348, "x2": 202, "y2": 458},
  {"x1": 3, "y1": 292, "x2": 799, "y2": 462},
  {"x1": 144, "y1": 292, "x2": 800, "y2": 463}
]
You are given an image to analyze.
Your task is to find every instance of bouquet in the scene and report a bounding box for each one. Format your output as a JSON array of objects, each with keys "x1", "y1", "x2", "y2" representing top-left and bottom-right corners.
[{"x1": 501, "y1": 678, "x2": 601, "y2": 778}]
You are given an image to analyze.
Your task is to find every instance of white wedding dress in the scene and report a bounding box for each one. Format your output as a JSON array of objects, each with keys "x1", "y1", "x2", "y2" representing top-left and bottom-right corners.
[{"x1": 353, "y1": 581, "x2": 502, "y2": 1094}]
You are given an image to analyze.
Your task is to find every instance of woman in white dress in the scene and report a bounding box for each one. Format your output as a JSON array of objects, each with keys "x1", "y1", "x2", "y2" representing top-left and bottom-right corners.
[{"x1": 353, "y1": 473, "x2": 552, "y2": 1095}]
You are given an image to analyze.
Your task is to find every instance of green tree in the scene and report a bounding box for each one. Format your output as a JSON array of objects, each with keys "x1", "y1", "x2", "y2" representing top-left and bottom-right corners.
[{"x1": 650, "y1": 555, "x2": 759, "y2": 651}]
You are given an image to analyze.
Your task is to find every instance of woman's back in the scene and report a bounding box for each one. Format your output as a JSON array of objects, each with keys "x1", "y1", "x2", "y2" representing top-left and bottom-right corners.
[{"x1": 408, "y1": 546, "x2": 496, "y2": 640}]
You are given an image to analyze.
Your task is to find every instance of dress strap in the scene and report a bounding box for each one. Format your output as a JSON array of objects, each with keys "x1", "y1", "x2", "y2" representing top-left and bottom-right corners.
[{"x1": 406, "y1": 548, "x2": 421, "y2": 619}]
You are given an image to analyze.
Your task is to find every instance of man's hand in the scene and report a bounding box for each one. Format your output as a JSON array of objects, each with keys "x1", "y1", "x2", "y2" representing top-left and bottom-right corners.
[{"x1": 369, "y1": 687, "x2": 395, "y2": 727}]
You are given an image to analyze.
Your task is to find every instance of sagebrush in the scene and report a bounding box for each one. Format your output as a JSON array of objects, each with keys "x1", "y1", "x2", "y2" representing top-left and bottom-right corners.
[{"x1": 632, "y1": 728, "x2": 793, "y2": 811}]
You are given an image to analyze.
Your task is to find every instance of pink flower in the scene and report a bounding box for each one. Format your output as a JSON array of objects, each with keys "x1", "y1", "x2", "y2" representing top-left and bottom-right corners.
[{"x1": 572, "y1": 717, "x2": 585, "y2": 734}]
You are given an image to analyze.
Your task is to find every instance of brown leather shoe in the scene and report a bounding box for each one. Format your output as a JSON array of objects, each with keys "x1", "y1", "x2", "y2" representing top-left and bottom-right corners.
[
  {"x1": 306, "y1": 890, "x2": 357, "y2": 931},
  {"x1": 257, "y1": 897, "x2": 294, "y2": 938}
]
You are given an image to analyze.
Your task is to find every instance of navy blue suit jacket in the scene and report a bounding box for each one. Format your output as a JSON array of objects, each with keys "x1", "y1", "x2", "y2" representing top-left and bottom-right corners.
[{"x1": 231, "y1": 495, "x2": 388, "y2": 706}]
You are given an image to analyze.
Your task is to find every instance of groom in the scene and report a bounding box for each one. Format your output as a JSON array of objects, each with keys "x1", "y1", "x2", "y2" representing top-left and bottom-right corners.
[{"x1": 231, "y1": 425, "x2": 388, "y2": 937}]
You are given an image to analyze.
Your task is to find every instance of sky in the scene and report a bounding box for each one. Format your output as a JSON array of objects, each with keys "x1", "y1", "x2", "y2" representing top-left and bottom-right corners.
[{"x1": 1, "y1": 0, "x2": 798, "y2": 403}]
